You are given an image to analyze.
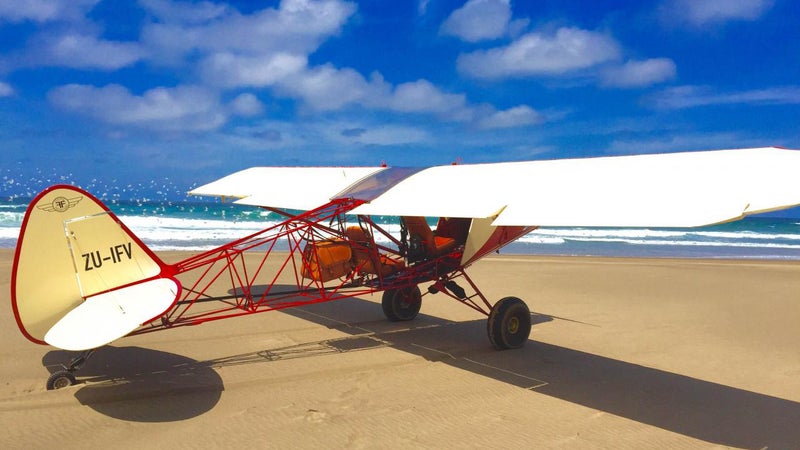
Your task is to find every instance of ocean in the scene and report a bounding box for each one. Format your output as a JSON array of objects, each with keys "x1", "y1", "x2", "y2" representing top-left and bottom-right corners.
[{"x1": 2, "y1": 196, "x2": 799, "y2": 260}]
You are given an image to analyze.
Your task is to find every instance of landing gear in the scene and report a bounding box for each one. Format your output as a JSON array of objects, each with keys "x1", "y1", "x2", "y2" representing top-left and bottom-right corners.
[
  {"x1": 46, "y1": 349, "x2": 95, "y2": 390},
  {"x1": 382, "y1": 286, "x2": 422, "y2": 321},
  {"x1": 487, "y1": 296, "x2": 531, "y2": 350},
  {"x1": 46, "y1": 371, "x2": 77, "y2": 390}
]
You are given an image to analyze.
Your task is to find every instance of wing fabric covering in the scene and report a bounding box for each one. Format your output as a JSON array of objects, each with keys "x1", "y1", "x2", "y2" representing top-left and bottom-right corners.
[
  {"x1": 44, "y1": 278, "x2": 179, "y2": 351},
  {"x1": 350, "y1": 147, "x2": 800, "y2": 227},
  {"x1": 189, "y1": 147, "x2": 800, "y2": 228},
  {"x1": 189, "y1": 166, "x2": 385, "y2": 210}
]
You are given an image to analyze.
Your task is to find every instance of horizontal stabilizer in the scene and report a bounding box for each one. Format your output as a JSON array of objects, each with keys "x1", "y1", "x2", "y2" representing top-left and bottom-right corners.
[{"x1": 44, "y1": 278, "x2": 179, "y2": 351}]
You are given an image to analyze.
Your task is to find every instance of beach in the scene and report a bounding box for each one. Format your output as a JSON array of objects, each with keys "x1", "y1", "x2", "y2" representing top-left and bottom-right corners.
[{"x1": 1, "y1": 248, "x2": 800, "y2": 448}]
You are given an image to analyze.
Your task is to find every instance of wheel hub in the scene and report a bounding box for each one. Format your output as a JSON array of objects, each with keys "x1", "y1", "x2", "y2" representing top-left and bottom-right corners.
[{"x1": 507, "y1": 317, "x2": 520, "y2": 334}]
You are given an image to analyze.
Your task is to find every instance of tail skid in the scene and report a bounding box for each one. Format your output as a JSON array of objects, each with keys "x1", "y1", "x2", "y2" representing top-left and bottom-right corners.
[{"x1": 11, "y1": 185, "x2": 179, "y2": 350}]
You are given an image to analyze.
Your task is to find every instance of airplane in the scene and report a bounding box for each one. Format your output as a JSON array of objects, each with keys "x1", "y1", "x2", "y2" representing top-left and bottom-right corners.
[{"x1": 10, "y1": 146, "x2": 800, "y2": 390}]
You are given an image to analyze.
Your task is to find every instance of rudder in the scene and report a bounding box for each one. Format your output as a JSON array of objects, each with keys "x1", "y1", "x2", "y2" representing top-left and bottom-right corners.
[{"x1": 11, "y1": 185, "x2": 175, "y2": 348}]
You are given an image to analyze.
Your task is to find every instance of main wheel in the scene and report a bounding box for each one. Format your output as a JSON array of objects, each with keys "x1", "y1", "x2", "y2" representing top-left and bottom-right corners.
[
  {"x1": 382, "y1": 286, "x2": 422, "y2": 321},
  {"x1": 46, "y1": 370, "x2": 77, "y2": 390},
  {"x1": 487, "y1": 296, "x2": 531, "y2": 350}
]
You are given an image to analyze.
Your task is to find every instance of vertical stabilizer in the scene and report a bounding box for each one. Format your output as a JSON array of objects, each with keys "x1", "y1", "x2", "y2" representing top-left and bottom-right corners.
[{"x1": 11, "y1": 185, "x2": 175, "y2": 347}]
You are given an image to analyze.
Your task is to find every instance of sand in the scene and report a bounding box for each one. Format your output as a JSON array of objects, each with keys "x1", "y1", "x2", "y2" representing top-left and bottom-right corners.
[{"x1": 1, "y1": 247, "x2": 799, "y2": 449}]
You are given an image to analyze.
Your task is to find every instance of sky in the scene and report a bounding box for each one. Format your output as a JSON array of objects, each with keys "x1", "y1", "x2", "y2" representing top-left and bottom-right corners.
[{"x1": 0, "y1": 0, "x2": 799, "y2": 198}]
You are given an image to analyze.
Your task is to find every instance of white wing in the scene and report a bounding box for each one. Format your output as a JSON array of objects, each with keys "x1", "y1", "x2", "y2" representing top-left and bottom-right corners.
[
  {"x1": 189, "y1": 166, "x2": 385, "y2": 211},
  {"x1": 192, "y1": 147, "x2": 800, "y2": 228},
  {"x1": 352, "y1": 147, "x2": 800, "y2": 227}
]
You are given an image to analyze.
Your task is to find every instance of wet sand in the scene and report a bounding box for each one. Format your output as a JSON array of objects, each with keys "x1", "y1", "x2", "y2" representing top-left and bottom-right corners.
[{"x1": 2, "y1": 248, "x2": 799, "y2": 449}]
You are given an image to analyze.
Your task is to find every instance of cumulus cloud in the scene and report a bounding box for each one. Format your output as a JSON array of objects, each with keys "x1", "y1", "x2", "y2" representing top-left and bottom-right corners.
[
  {"x1": 142, "y1": 0, "x2": 391, "y2": 117},
  {"x1": 440, "y1": 0, "x2": 512, "y2": 42},
  {"x1": 477, "y1": 105, "x2": 542, "y2": 129},
  {"x1": 0, "y1": 0, "x2": 99, "y2": 23},
  {"x1": 0, "y1": 0, "x2": 144, "y2": 71},
  {"x1": 229, "y1": 93, "x2": 264, "y2": 117},
  {"x1": 10, "y1": 0, "x2": 515, "y2": 133},
  {"x1": 665, "y1": 0, "x2": 773, "y2": 26},
  {"x1": 142, "y1": 0, "x2": 357, "y2": 61},
  {"x1": 48, "y1": 84, "x2": 226, "y2": 131},
  {"x1": 276, "y1": 66, "x2": 473, "y2": 119},
  {"x1": 646, "y1": 85, "x2": 800, "y2": 109},
  {"x1": 601, "y1": 58, "x2": 676, "y2": 88},
  {"x1": 276, "y1": 64, "x2": 379, "y2": 111},
  {"x1": 201, "y1": 52, "x2": 307, "y2": 88},
  {"x1": 457, "y1": 27, "x2": 621, "y2": 79},
  {"x1": 383, "y1": 80, "x2": 468, "y2": 114},
  {"x1": 28, "y1": 32, "x2": 145, "y2": 70}
]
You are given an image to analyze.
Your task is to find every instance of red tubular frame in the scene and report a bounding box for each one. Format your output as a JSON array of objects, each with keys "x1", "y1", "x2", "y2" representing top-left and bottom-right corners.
[{"x1": 128, "y1": 200, "x2": 519, "y2": 337}]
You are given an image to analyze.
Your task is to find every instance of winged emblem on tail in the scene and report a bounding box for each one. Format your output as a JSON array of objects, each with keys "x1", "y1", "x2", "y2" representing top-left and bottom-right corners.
[{"x1": 37, "y1": 196, "x2": 83, "y2": 213}]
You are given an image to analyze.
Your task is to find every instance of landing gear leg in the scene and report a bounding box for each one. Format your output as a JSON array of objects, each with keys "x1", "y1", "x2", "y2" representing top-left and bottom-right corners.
[{"x1": 46, "y1": 349, "x2": 96, "y2": 390}]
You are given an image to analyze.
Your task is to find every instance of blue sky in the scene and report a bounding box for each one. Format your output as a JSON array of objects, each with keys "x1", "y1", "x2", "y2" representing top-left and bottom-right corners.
[{"x1": 0, "y1": 0, "x2": 799, "y2": 197}]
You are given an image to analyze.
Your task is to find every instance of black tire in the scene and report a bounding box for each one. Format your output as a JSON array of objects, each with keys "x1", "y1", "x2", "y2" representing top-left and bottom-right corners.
[
  {"x1": 47, "y1": 370, "x2": 77, "y2": 390},
  {"x1": 382, "y1": 286, "x2": 422, "y2": 321},
  {"x1": 487, "y1": 296, "x2": 531, "y2": 350}
]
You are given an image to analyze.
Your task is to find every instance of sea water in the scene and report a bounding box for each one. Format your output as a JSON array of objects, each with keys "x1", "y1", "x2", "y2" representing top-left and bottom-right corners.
[{"x1": 2, "y1": 197, "x2": 799, "y2": 260}]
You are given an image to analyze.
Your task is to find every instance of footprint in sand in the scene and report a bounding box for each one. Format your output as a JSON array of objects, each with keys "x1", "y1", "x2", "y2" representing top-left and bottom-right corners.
[{"x1": 306, "y1": 408, "x2": 329, "y2": 423}]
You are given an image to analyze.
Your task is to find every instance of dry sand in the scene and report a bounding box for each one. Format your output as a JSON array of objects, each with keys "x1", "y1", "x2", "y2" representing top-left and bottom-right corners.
[{"x1": 1, "y1": 247, "x2": 799, "y2": 449}]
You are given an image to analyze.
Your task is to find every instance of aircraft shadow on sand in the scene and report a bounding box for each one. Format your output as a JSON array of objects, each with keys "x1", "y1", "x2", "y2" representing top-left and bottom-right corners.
[
  {"x1": 42, "y1": 346, "x2": 224, "y2": 423},
  {"x1": 249, "y1": 284, "x2": 800, "y2": 449},
  {"x1": 44, "y1": 286, "x2": 800, "y2": 448}
]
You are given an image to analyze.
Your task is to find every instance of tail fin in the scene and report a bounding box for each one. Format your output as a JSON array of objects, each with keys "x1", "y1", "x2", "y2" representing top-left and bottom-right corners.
[{"x1": 12, "y1": 185, "x2": 179, "y2": 350}]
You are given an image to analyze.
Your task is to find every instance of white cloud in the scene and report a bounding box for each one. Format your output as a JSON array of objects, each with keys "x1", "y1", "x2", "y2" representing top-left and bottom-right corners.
[
  {"x1": 30, "y1": 32, "x2": 145, "y2": 70},
  {"x1": 0, "y1": 1, "x2": 145, "y2": 72},
  {"x1": 277, "y1": 64, "x2": 378, "y2": 111},
  {"x1": 226, "y1": 119, "x2": 431, "y2": 153},
  {"x1": 457, "y1": 27, "x2": 621, "y2": 79},
  {"x1": 48, "y1": 84, "x2": 226, "y2": 131},
  {"x1": 647, "y1": 85, "x2": 800, "y2": 109},
  {"x1": 665, "y1": 0, "x2": 773, "y2": 26},
  {"x1": 440, "y1": 0, "x2": 512, "y2": 42},
  {"x1": 142, "y1": 0, "x2": 357, "y2": 61},
  {"x1": 229, "y1": 93, "x2": 264, "y2": 117},
  {"x1": 9, "y1": 0, "x2": 520, "y2": 135},
  {"x1": 601, "y1": 58, "x2": 676, "y2": 88},
  {"x1": 477, "y1": 105, "x2": 542, "y2": 129},
  {"x1": 276, "y1": 67, "x2": 473, "y2": 119},
  {"x1": 0, "y1": 0, "x2": 99, "y2": 23},
  {"x1": 0, "y1": 81, "x2": 12, "y2": 96},
  {"x1": 141, "y1": 0, "x2": 363, "y2": 113},
  {"x1": 201, "y1": 52, "x2": 307, "y2": 88},
  {"x1": 384, "y1": 80, "x2": 468, "y2": 114}
]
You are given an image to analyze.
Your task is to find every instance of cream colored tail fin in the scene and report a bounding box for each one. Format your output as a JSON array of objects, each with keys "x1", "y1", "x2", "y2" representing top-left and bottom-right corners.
[{"x1": 12, "y1": 185, "x2": 178, "y2": 350}]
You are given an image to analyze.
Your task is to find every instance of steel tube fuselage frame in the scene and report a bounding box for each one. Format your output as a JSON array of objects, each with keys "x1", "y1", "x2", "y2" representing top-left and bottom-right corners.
[{"x1": 128, "y1": 198, "x2": 523, "y2": 337}]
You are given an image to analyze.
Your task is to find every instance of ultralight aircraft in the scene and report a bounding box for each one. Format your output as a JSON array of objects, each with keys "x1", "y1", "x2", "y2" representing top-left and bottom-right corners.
[{"x1": 10, "y1": 146, "x2": 800, "y2": 389}]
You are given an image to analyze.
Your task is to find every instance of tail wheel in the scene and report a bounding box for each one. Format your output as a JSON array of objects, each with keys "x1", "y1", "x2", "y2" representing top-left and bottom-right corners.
[
  {"x1": 487, "y1": 296, "x2": 531, "y2": 350},
  {"x1": 46, "y1": 370, "x2": 77, "y2": 390},
  {"x1": 382, "y1": 286, "x2": 422, "y2": 321}
]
